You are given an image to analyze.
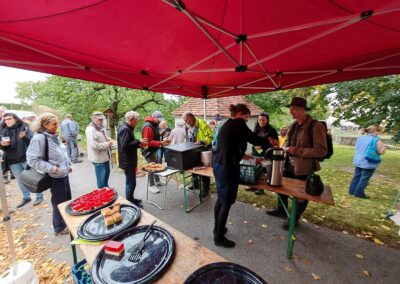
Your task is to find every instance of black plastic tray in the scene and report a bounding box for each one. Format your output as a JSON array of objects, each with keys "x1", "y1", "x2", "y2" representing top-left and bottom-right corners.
[
  {"x1": 184, "y1": 262, "x2": 267, "y2": 284},
  {"x1": 65, "y1": 190, "x2": 118, "y2": 216},
  {"x1": 77, "y1": 204, "x2": 141, "y2": 241},
  {"x1": 91, "y1": 225, "x2": 175, "y2": 284}
]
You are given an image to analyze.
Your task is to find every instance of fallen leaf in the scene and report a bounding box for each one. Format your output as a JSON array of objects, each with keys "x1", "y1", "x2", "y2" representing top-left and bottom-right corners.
[
  {"x1": 300, "y1": 218, "x2": 308, "y2": 223},
  {"x1": 252, "y1": 203, "x2": 257, "y2": 207},
  {"x1": 248, "y1": 239, "x2": 254, "y2": 244},
  {"x1": 243, "y1": 221, "x2": 248, "y2": 224},
  {"x1": 373, "y1": 238, "x2": 384, "y2": 245},
  {"x1": 312, "y1": 273, "x2": 321, "y2": 280},
  {"x1": 261, "y1": 205, "x2": 265, "y2": 209},
  {"x1": 261, "y1": 224, "x2": 268, "y2": 228},
  {"x1": 363, "y1": 270, "x2": 371, "y2": 277},
  {"x1": 285, "y1": 266, "x2": 293, "y2": 272},
  {"x1": 292, "y1": 235, "x2": 296, "y2": 241},
  {"x1": 228, "y1": 222, "x2": 232, "y2": 225},
  {"x1": 356, "y1": 254, "x2": 364, "y2": 259},
  {"x1": 342, "y1": 231, "x2": 349, "y2": 235},
  {"x1": 380, "y1": 225, "x2": 390, "y2": 231}
]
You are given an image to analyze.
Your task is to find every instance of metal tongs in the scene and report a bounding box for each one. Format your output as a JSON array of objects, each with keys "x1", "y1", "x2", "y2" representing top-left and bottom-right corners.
[{"x1": 128, "y1": 220, "x2": 157, "y2": 262}]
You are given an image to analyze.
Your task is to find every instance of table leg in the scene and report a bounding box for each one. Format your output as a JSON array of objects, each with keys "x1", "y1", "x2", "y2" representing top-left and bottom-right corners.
[
  {"x1": 70, "y1": 233, "x2": 78, "y2": 265},
  {"x1": 286, "y1": 197, "x2": 297, "y2": 259}
]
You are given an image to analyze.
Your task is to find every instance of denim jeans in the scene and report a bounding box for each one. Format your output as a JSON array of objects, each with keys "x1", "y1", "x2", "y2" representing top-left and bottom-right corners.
[
  {"x1": 124, "y1": 166, "x2": 136, "y2": 203},
  {"x1": 349, "y1": 167, "x2": 375, "y2": 197},
  {"x1": 9, "y1": 162, "x2": 43, "y2": 200},
  {"x1": 51, "y1": 176, "x2": 72, "y2": 233},
  {"x1": 65, "y1": 138, "x2": 79, "y2": 162},
  {"x1": 93, "y1": 161, "x2": 110, "y2": 188},
  {"x1": 145, "y1": 152, "x2": 160, "y2": 186}
]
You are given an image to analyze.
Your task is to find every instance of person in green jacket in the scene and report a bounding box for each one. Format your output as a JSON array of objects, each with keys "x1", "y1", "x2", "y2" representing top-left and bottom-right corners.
[{"x1": 182, "y1": 112, "x2": 213, "y2": 197}]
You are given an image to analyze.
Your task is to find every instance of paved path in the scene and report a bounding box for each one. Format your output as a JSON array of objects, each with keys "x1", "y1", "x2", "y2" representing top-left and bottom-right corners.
[{"x1": 3, "y1": 159, "x2": 399, "y2": 283}]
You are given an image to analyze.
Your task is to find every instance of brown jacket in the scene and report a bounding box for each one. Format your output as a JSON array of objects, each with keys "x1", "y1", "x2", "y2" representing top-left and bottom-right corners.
[{"x1": 286, "y1": 115, "x2": 328, "y2": 176}]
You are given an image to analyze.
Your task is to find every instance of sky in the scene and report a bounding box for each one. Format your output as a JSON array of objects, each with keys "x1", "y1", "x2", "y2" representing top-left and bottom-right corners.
[{"x1": 0, "y1": 66, "x2": 48, "y2": 104}]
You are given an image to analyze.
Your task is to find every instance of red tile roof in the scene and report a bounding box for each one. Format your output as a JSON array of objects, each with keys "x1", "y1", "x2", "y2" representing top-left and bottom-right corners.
[{"x1": 172, "y1": 96, "x2": 264, "y2": 118}]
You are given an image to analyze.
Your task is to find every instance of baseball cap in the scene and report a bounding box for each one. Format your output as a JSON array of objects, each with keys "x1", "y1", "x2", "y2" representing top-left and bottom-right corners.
[
  {"x1": 152, "y1": 111, "x2": 164, "y2": 121},
  {"x1": 91, "y1": 111, "x2": 105, "y2": 119}
]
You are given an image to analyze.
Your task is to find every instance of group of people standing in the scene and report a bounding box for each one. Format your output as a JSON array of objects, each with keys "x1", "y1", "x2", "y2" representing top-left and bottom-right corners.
[{"x1": 0, "y1": 97, "x2": 386, "y2": 245}]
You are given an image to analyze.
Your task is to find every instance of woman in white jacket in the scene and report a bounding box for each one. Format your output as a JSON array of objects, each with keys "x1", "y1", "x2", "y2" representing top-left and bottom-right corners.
[{"x1": 27, "y1": 113, "x2": 72, "y2": 236}]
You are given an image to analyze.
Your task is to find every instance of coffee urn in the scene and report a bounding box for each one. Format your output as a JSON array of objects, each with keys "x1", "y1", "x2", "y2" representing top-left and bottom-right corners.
[{"x1": 265, "y1": 148, "x2": 284, "y2": 186}]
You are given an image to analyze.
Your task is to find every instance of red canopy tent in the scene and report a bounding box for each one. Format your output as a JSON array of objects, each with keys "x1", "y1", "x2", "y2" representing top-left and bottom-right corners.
[{"x1": 0, "y1": 0, "x2": 399, "y2": 99}]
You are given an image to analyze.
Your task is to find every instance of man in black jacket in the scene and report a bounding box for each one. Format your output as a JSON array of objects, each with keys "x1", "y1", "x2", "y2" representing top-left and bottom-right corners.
[{"x1": 117, "y1": 111, "x2": 143, "y2": 208}]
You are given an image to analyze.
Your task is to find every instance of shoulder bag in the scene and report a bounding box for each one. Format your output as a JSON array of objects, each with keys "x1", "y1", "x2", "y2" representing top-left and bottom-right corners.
[
  {"x1": 21, "y1": 134, "x2": 53, "y2": 193},
  {"x1": 365, "y1": 136, "x2": 381, "y2": 164}
]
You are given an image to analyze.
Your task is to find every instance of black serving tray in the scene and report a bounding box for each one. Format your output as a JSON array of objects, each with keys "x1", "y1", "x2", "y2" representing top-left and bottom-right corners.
[
  {"x1": 65, "y1": 189, "x2": 118, "y2": 216},
  {"x1": 184, "y1": 262, "x2": 267, "y2": 284},
  {"x1": 91, "y1": 225, "x2": 175, "y2": 284},
  {"x1": 77, "y1": 204, "x2": 141, "y2": 241}
]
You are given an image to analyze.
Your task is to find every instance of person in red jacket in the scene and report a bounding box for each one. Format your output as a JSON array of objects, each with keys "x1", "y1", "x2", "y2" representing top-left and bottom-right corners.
[{"x1": 141, "y1": 111, "x2": 169, "y2": 193}]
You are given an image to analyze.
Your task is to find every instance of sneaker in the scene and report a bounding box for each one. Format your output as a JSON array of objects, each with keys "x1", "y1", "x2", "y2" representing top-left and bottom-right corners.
[
  {"x1": 16, "y1": 198, "x2": 31, "y2": 208},
  {"x1": 201, "y1": 190, "x2": 209, "y2": 198},
  {"x1": 3, "y1": 177, "x2": 10, "y2": 184},
  {"x1": 155, "y1": 181, "x2": 166, "y2": 186},
  {"x1": 266, "y1": 208, "x2": 287, "y2": 218},
  {"x1": 149, "y1": 185, "x2": 160, "y2": 194},
  {"x1": 281, "y1": 219, "x2": 299, "y2": 231},
  {"x1": 33, "y1": 197, "x2": 43, "y2": 206},
  {"x1": 54, "y1": 227, "x2": 69, "y2": 236},
  {"x1": 214, "y1": 236, "x2": 235, "y2": 248}
]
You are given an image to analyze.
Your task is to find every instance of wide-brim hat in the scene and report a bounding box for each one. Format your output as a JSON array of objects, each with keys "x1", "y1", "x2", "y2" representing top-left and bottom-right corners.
[{"x1": 286, "y1": 97, "x2": 311, "y2": 111}]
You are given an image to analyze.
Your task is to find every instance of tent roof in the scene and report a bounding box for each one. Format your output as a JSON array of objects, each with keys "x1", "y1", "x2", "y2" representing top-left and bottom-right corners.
[
  {"x1": 172, "y1": 96, "x2": 264, "y2": 117},
  {"x1": 1, "y1": 0, "x2": 399, "y2": 98}
]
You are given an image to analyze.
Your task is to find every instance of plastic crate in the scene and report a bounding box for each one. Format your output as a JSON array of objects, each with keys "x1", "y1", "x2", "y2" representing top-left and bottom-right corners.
[
  {"x1": 239, "y1": 164, "x2": 262, "y2": 185},
  {"x1": 71, "y1": 259, "x2": 93, "y2": 284}
]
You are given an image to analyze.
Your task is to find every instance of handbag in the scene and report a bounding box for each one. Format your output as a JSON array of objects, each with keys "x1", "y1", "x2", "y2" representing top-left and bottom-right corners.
[
  {"x1": 305, "y1": 172, "x2": 324, "y2": 196},
  {"x1": 365, "y1": 137, "x2": 381, "y2": 164},
  {"x1": 21, "y1": 134, "x2": 53, "y2": 193}
]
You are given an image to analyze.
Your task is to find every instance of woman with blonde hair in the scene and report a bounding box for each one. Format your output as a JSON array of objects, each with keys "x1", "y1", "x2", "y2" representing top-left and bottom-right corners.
[
  {"x1": 27, "y1": 113, "x2": 72, "y2": 235},
  {"x1": 349, "y1": 124, "x2": 386, "y2": 199}
]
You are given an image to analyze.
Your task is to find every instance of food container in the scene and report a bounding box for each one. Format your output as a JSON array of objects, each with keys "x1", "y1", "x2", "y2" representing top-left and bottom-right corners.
[{"x1": 165, "y1": 142, "x2": 203, "y2": 171}]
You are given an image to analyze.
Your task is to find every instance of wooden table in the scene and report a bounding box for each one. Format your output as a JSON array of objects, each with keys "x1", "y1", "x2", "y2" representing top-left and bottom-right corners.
[
  {"x1": 186, "y1": 166, "x2": 335, "y2": 259},
  {"x1": 58, "y1": 197, "x2": 226, "y2": 282}
]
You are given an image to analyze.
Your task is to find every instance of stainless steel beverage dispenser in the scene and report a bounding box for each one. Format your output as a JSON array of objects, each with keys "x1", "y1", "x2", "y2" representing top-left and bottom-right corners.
[{"x1": 265, "y1": 148, "x2": 284, "y2": 186}]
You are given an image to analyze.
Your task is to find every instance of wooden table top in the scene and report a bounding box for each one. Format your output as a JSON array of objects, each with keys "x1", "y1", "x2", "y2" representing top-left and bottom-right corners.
[
  {"x1": 58, "y1": 197, "x2": 226, "y2": 282},
  {"x1": 187, "y1": 167, "x2": 334, "y2": 206}
]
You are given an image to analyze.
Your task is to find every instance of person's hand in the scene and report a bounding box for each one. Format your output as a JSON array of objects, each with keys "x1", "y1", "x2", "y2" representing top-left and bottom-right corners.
[
  {"x1": 107, "y1": 141, "x2": 114, "y2": 147},
  {"x1": 0, "y1": 141, "x2": 10, "y2": 146},
  {"x1": 255, "y1": 146, "x2": 262, "y2": 150},
  {"x1": 68, "y1": 167, "x2": 73, "y2": 173},
  {"x1": 162, "y1": 138, "x2": 171, "y2": 146},
  {"x1": 54, "y1": 167, "x2": 61, "y2": 175},
  {"x1": 287, "y1": 146, "x2": 297, "y2": 155},
  {"x1": 19, "y1": 131, "x2": 26, "y2": 139}
]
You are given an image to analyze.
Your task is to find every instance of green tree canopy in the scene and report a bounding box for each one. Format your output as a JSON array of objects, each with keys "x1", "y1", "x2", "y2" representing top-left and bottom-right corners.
[
  {"x1": 16, "y1": 76, "x2": 182, "y2": 137},
  {"x1": 330, "y1": 75, "x2": 400, "y2": 140}
]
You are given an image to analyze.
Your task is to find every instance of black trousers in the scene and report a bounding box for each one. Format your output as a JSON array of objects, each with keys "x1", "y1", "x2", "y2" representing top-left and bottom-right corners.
[
  {"x1": 277, "y1": 175, "x2": 308, "y2": 220},
  {"x1": 50, "y1": 176, "x2": 72, "y2": 233}
]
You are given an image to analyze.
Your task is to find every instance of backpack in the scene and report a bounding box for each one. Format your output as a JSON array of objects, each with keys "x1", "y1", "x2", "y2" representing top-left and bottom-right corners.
[{"x1": 308, "y1": 120, "x2": 333, "y2": 159}]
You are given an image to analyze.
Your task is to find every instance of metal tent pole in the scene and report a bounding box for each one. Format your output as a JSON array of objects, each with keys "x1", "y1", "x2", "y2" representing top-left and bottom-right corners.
[
  {"x1": 0, "y1": 163, "x2": 18, "y2": 276},
  {"x1": 203, "y1": 99, "x2": 207, "y2": 121}
]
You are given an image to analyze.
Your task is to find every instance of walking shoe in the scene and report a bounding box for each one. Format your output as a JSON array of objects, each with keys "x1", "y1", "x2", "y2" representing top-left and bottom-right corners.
[
  {"x1": 201, "y1": 190, "x2": 209, "y2": 198},
  {"x1": 54, "y1": 227, "x2": 69, "y2": 236},
  {"x1": 281, "y1": 219, "x2": 299, "y2": 231},
  {"x1": 33, "y1": 197, "x2": 43, "y2": 206},
  {"x1": 266, "y1": 208, "x2": 287, "y2": 218},
  {"x1": 72, "y1": 160, "x2": 83, "y2": 164},
  {"x1": 354, "y1": 194, "x2": 370, "y2": 199},
  {"x1": 149, "y1": 185, "x2": 160, "y2": 194},
  {"x1": 3, "y1": 177, "x2": 10, "y2": 184},
  {"x1": 155, "y1": 181, "x2": 166, "y2": 186},
  {"x1": 133, "y1": 199, "x2": 143, "y2": 208},
  {"x1": 214, "y1": 236, "x2": 235, "y2": 248},
  {"x1": 16, "y1": 198, "x2": 31, "y2": 208}
]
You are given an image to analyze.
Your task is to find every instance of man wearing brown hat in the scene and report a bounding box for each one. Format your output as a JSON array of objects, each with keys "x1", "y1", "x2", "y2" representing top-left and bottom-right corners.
[{"x1": 266, "y1": 97, "x2": 328, "y2": 230}]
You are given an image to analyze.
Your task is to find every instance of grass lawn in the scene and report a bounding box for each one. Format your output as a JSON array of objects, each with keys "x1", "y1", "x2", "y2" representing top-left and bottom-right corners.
[{"x1": 236, "y1": 145, "x2": 400, "y2": 249}]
